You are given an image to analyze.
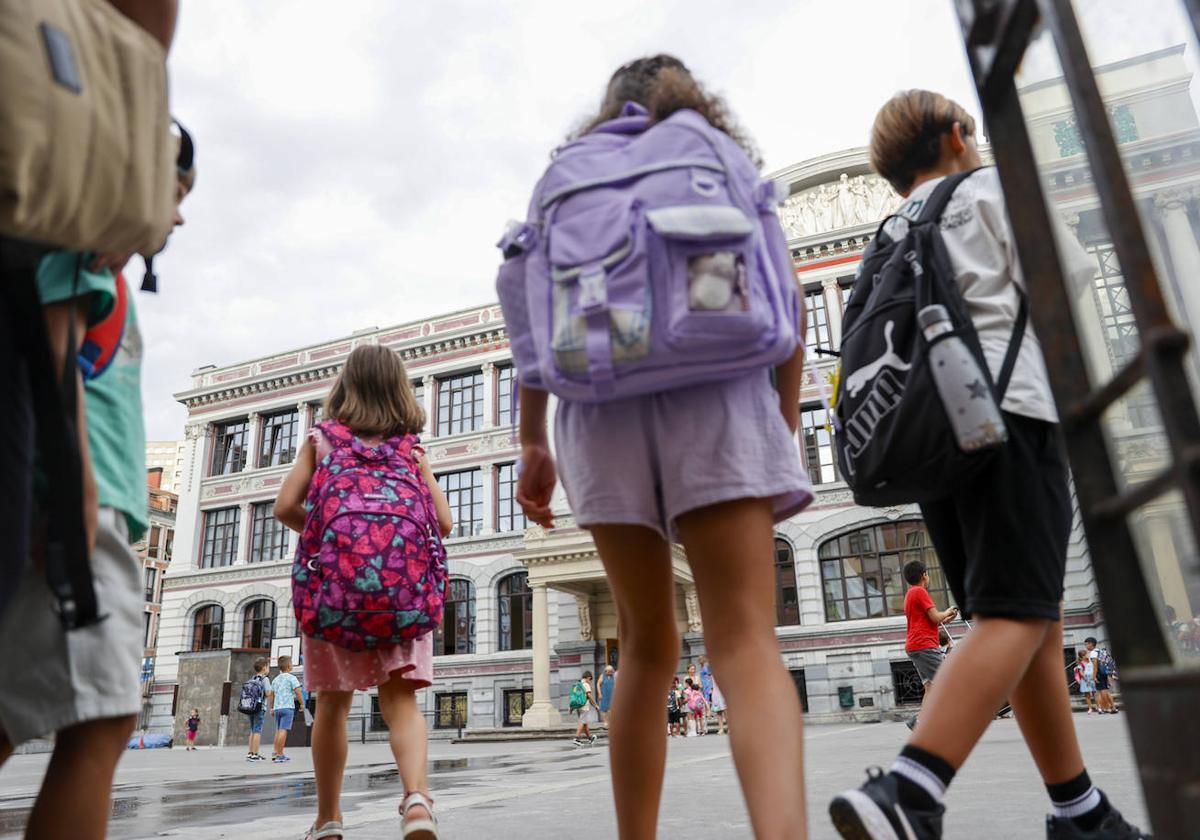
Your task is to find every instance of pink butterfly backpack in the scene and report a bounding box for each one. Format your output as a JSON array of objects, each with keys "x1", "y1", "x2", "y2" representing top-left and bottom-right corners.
[{"x1": 292, "y1": 421, "x2": 447, "y2": 651}]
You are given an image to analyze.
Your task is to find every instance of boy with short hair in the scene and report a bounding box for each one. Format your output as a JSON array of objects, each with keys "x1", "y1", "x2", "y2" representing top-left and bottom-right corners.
[
  {"x1": 246, "y1": 657, "x2": 272, "y2": 761},
  {"x1": 902, "y1": 560, "x2": 958, "y2": 731},
  {"x1": 572, "y1": 671, "x2": 600, "y2": 747},
  {"x1": 1084, "y1": 638, "x2": 1118, "y2": 715},
  {"x1": 267, "y1": 655, "x2": 303, "y2": 763}
]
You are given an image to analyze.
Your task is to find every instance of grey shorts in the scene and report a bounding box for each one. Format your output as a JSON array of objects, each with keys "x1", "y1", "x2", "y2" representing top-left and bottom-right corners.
[
  {"x1": 554, "y1": 372, "x2": 814, "y2": 541},
  {"x1": 0, "y1": 507, "x2": 143, "y2": 745},
  {"x1": 907, "y1": 647, "x2": 945, "y2": 685}
]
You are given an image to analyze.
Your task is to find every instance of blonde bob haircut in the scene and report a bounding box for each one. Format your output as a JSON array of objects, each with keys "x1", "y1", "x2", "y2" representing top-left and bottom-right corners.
[
  {"x1": 869, "y1": 89, "x2": 978, "y2": 194},
  {"x1": 324, "y1": 345, "x2": 425, "y2": 438}
]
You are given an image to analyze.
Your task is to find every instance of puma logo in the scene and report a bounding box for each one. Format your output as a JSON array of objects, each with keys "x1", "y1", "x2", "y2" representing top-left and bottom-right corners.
[{"x1": 845, "y1": 320, "x2": 911, "y2": 398}]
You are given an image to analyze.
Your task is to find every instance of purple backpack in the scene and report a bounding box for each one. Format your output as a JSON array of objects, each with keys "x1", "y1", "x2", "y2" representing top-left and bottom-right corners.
[
  {"x1": 496, "y1": 101, "x2": 800, "y2": 402},
  {"x1": 291, "y1": 421, "x2": 447, "y2": 651}
]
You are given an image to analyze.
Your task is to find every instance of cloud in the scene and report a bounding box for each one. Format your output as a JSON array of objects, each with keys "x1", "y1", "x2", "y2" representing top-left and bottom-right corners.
[{"x1": 140, "y1": 0, "x2": 988, "y2": 439}]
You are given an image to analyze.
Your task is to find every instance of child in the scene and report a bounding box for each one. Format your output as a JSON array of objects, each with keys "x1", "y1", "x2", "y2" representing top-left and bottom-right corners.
[
  {"x1": 246, "y1": 657, "x2": 272, "y2": 761},
  {"x1": 684, "y1": 679, "x2": 706, "y2": 737},
  {"x1": 667, "y1": 678, "x2": 684, "y2": 738},
  {"x1": 275, "y1": 345, "x2": 453, "y2": 840},
  {"x1": 267, "y1": 655, "x2": 303, "y2": 764},
  {"x1": 514, "y1": 56, "x2": 812, "y2": 839},
  {"x1": 902, "y1": 560, "x2": 958, "y2": 732},
  {"x1": 710, "y1": 677, "x2": 728, "y2": 736},
  {"x1": 830, "y1": 90, "x2": 1148, "y2": 840},
  {"x1": 1084, "y1": 637, "x2": 1118, "y2": 715},
  {"x1": 573, "y1": 671, "x2": 601, "y2": 747},
  {"x1": 1075, "y1": 650, "x2": 1097, "y2": 715},
  {"x1": 0, "y1": 120, "x2": 194, "y2": 840},
  {"x1": 185, "y1": 709, "x2": 200, "y2": 750}
]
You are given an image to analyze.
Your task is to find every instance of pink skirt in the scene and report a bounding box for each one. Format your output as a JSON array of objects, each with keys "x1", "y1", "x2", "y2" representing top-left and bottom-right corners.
[{"x1": 303, "y1": 633, "x2": 433, "y2": 693}]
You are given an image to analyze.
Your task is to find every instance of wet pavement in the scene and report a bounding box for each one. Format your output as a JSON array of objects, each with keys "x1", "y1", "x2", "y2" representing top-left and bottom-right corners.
[{"x1": 0, "y1": 716, "x2": 1148, "y2": 838}]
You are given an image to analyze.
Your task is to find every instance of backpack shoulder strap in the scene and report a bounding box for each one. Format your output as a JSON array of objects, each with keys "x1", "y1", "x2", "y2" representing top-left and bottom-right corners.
[
  {"x1": 316, "y1": 420, "x2": 353, "y2": 449},
  {"x1": 994, "y1": 290, "x2": 1028, "y2": 400},
  {"x1": 917, "y1": 167, "x2": 983, "y2": 225}
]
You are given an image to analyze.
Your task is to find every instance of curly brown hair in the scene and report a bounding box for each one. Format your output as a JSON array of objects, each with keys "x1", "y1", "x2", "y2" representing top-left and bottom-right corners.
[{"x1": 572, "y1": 54, "x2": 761, "y2": 168}]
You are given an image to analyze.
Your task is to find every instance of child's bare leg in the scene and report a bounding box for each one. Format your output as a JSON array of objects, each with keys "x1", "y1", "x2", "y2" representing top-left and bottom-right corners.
[
  {"x1": 909, "y1": 617, "x2": 1048, "y2": 765},
  {"x1": 589, "y1": 524, "x2": 679, "y2": 840},
  {"x1": 378, "y1": 676, "x2": 430, "y2": 821},
  {"x1": 25, "y1": 714, "x2": 135, "y2": 840},
  {"x1": 311, "y1": 690, "x2": 354, "y2": 827},
  {"x1": 1007, "y1": 619, "x2": 1085, "y2": 784},
  {"x1": 677, "y1": 498, "x2": 806, "y2": 840},
  {"x1": 273, "y1": 720, "x2": 288, "y2": 757}
]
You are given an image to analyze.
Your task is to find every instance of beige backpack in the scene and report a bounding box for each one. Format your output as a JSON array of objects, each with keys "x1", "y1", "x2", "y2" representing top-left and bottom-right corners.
[{"x1": 0, "y1": 0, "x2": 175, "y2": 256}]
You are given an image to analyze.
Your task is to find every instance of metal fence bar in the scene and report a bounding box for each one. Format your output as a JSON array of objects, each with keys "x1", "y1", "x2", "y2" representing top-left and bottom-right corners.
[{"x1": 1038, "y1": 0, "x2": 1200, "y2": 546}]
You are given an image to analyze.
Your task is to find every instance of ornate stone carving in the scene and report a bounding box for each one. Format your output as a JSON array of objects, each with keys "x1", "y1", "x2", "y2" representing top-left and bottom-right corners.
[
  {"x1": 184, "y1": 423, "x2": 207, "y2": 441},
  {"x1": 780, "y1": 174, "x2": 901, "y2": 239},
  {"x1": 1154, "y1": 187, "x2": 1199, "y2": 214},
  {"x1": 577, "y1": 597, "x2": 594, "y2": 641},
  {"x1": 684, "y1": 586, "x2": 702, "y2": 633}
]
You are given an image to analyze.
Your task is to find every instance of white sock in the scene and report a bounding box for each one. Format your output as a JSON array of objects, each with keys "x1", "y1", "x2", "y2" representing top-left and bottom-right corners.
[
  {"x1": 1051, "y1": 786, "x2": 1102, "y2": 819},
  {"x1": 890, "y1": 756, "x2": 948, "y2": 804}
]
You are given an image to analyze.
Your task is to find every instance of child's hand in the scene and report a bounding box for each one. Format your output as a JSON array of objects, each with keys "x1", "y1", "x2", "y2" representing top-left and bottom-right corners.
[{"x1": 516, "y1": 444, "x2": 557, "y2": 528}]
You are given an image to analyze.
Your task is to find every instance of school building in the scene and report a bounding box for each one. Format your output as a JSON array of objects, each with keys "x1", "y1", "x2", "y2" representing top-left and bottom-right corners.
[{"x1": 147, "y1": 45, "x2": 1195, "y2": 740}]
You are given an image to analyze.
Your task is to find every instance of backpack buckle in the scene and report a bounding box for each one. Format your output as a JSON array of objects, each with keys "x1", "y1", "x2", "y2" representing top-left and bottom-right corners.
[{"x1": 578, "y1": 267, "x2": 608, "y2": 314}]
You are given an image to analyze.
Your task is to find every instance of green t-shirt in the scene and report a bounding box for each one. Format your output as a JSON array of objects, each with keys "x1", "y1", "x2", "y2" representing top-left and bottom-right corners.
[{"x1": 37, "y1": 253, "x2": 147, "y2": 543}]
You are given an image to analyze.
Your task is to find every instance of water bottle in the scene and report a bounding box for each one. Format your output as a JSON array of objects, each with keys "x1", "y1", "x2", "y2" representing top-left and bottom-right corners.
[{"x1": 918, "y1": 305, "x2": 1008, "y2": 452}]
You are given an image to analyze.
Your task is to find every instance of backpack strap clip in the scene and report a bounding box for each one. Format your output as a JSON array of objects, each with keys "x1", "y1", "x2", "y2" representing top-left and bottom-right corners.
[
  {"x1": 753, "y1": 178, "x2": 788, "y2": 211},
  {"x1": 498, "y1": 221, "x2": 537, "y2": 259}
]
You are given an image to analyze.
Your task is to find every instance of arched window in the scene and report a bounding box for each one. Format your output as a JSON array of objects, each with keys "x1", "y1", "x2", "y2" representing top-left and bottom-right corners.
[
  {"x1": 192, "y1": 604, "x2": 224, "y2": 651},
  {"x1": 775, "y1": 538, "x2": 800, "y2": 626},
  {"x1": 818, "y1": 520, "x2": 949, "y2": 622},
  {"x1": 241, "y1": 599, "x2": 276, "y2": 649},
  {"x1": 497, "y1": 572, "x2": 533, "y2": 652},
  {"x1": 434, "y1": 579, "x2": 476, "y2": 656}
]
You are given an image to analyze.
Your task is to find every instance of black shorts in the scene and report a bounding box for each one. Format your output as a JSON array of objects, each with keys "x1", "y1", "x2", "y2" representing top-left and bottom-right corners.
[{"x1": 919, "y1": 413, "x2": 1071, "y2": 621}]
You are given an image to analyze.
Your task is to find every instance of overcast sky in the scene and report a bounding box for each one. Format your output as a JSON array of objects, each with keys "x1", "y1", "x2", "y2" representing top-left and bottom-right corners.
[{"x1": 134, "y1": 0, "x2": 1193, "y2": 440}]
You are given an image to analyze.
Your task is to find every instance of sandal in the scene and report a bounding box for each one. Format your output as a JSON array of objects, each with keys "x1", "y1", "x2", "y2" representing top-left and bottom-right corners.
[
  {"x1": 302, "y1": 820, "x2": 344, "y2": 839},
  {"x1": 401, "y1": 791, "x2": 438, "y2": 839}
]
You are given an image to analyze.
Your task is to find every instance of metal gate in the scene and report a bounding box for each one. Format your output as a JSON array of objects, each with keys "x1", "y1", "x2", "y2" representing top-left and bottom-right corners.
[{"x1": 952, "y1": 1, "x2": 1200, "y2": 834}]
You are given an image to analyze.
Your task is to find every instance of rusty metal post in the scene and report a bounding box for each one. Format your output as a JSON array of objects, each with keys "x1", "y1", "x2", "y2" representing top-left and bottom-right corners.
[{"x1": 953, "y1": 1, "x2": 1200, "y2": 834}]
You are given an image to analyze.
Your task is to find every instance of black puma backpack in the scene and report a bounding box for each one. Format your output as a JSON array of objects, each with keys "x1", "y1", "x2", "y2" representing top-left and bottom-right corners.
[{"x1": 834, "y1": 169, "x2": 1027, "y2": 507}]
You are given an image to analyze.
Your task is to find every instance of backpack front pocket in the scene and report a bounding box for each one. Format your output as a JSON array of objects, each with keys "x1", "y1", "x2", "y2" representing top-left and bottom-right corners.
[
  {"x1": 646, "y1": 205, "x2": 772, "y2": 350},
  {"x1": 548, "y1": 199, "x2": 652, "y2": 385}
]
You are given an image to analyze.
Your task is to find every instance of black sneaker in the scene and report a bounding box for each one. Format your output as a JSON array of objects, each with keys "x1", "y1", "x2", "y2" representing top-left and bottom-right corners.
[
  {"x1": 1046, "y1": 807, "x2": 1151, "y2": 839},
  {"x1": 905, "y1": 717, "x2": 917, "y2": 732},
  {"x1": 588, "y1": 734, "x2": 598, "y2": 745},
  {"x1": 572, "y1": 737, "x2": 585, "y2": 748},
  {"x1": 830, "y1": 768, "x2": 944, "y2": 839}
]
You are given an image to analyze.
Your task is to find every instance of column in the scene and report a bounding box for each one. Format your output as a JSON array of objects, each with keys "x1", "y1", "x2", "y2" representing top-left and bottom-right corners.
[
  {"x1": 1156, "y1": 189, "x2": 1200, "y2": 367},
  {"x1": 481, "y1": 361, "x2": 496, "y2": 430},
  {"x1": 296, "y1": 401, "x2": 312, "y2": 436},
  {"x1": 246, "y1": 412, "x2": 264, "y2": 472},
  {"x1": 177, "y1": 423, "x2": 209, "y2": 570},
  {"x1": 480, "y1": 462, "x2": 497, "y2": 536},
  {"x1": 422, "y1": 375, "x2": 435, "y2": 437},
  {"x1": 822, "y1": 277, "x2": 845, "y2": 349},
  {"x1": 1060, "y1": 213, "x2": 1113, "y2": 386},
  {"x1": 522, "y1": 582, "x2": 563, "y2": 728},
  {"x1": 233, "y1": 502, "x2": 252, "y2": 566}
]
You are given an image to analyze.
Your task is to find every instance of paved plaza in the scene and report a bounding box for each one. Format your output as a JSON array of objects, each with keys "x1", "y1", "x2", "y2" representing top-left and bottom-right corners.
[{"x1": 0, "y1": 716, "x2": 1146, "y2": 839}]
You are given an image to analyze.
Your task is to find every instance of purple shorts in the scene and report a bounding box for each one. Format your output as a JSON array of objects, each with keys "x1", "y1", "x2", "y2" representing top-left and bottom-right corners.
[{"x1": 554, "y1": 371, "x2": 813, "y2": 540}]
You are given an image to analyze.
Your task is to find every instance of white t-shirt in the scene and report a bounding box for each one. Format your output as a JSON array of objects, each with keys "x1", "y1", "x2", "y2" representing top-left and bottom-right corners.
[{"x1": 881, "y1": 167, "x2": 1095, "y2": 424}]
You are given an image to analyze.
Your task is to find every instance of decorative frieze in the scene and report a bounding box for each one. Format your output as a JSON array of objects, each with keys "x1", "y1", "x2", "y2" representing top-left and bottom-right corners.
[{"x1": 780, "y1": 173, "x2": 901, "y2": 239}]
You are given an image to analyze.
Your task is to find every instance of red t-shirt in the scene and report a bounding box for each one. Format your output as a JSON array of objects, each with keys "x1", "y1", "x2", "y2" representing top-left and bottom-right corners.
[{"x1": 904, "y1": 585, "x2": 939, "y2": 652}]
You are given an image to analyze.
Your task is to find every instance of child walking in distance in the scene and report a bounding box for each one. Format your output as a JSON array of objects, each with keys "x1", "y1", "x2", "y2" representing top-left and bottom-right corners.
[
  {"x1": 1075, "y1": 651, "x2": 1097, "y2": 715},
  {"x1": 901, "y1": 560, "x2": 958, "y2": 731},
  {"x1": 267, "y1": 656, "x2": 303, "y2": 763},
  {"x1": 829, "y1": 90, "x2": 1149, "y2": 840},
  {"x1": 244, "y1": 657, "x2": 272, "y2": 760},
  {"x1": 1084, "y1": 638, "x2": 1118, "y2": 714},
  {"x1": 185, "y1": 710, "x2": 200, "y2": 750},
  {"x1": 509, "y1": 55, "x2": 812, "y2": 840},
  {"x1": 275, "y1": 345, "x2": 453, "y2": 840},
  {"x1": 572, "y1": 671, "x2": 601, "y2": 747}
]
